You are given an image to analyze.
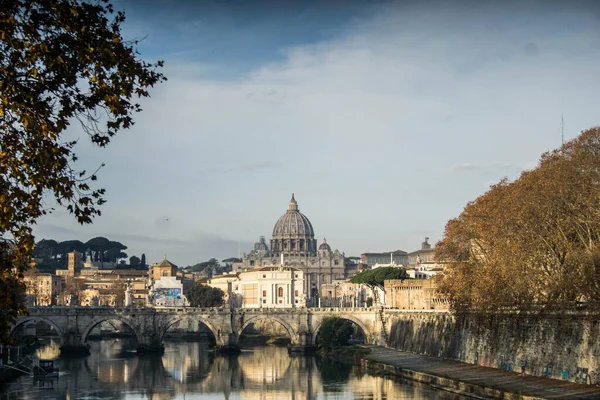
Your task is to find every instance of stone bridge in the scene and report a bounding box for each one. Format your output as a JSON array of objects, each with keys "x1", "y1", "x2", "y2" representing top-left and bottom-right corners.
[{"x1": 11, "y1": 306, "x2": 383, "y2": 354}]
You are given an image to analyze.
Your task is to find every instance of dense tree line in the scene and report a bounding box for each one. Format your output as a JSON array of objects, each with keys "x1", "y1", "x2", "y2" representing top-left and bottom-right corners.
[
  {"x1": 436, "y1": 127, "x2": 600, "y2": 313},
  {"x1": 32, "y1": 237, "x2": 149, "y2": 272},
  {"x1": 187, "y1": 284, "x2": 224, "y2": 308}
]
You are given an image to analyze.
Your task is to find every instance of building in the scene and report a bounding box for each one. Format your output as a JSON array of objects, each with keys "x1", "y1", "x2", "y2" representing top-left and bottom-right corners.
[
  {"x1": 384, "y1": 279, "x2": 449, "y2": 310},
  {"x1": 149, "y1": 276, "x2": 189, "y2": 307},
  {"x1": 207, "y1": 273, "x2": 240, "y2": 305},
  {"x1": 207, "y1": 265, "x2": 306, "y2": 309},
  {"x1": 150, "y1": 258, "x2": 178, "y2": 282},
  {"x1": 407, "y1": 237, "x2": 445, "y2": 278},
  {"x1": 55, "y1": 250, "x2": 84, "y2": 277},
  {"x1": 68, "y1": 251, "x2": 83, "y2": 276},
  {"x1": 319, "y1": 280, "x2": 370, "y2": 308},
  {"x1": 23, "y1": 272, "x2": 64, "y2": 306},
  {"x1": 407, "y1": 237, "x2": 435, "y2": 266},
  {"x1": 241, "y1": 194, "x2": 346, "y2": 299},
  {"x1": 360, "y1": 250, "x2": 408, "y2": 266}
]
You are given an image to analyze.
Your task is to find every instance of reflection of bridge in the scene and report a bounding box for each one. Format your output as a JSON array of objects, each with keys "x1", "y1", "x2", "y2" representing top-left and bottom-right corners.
[{"x1": 12, "y1": 307, "x2": 383, "y2": 354}]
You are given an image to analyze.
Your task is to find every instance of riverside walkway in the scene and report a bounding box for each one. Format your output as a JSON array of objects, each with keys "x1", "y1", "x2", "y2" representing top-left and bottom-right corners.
[{"x1": 361, "y1": 346, "x2": 600, "y2": 400}]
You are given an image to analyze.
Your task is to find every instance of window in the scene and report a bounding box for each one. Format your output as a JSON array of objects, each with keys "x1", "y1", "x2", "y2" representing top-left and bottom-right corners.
[
  {"x1": 263, "y1": 299, "x2": 266, "y2": 304},
  {"x1": 295, "y1": 290, "x2": 299, "y2": 296},
  {"x1": 263, "y1": 274, "x2": 266, "y2": 278},
  {"x1": 278, "y1": 287, "x2": 284, "y2": 297},
  {"x1": 250, "y1": 260, "x2": 255, "y2": 266},
  {"x1": 262, "y1": 290, "x2": 267, "y2": 297},
  {"x1": 162, "y1": 271, "x2": 168, "y2": 276},
  {"x1": 334, "y1": 260, "x2": 339, "y2": 265}
]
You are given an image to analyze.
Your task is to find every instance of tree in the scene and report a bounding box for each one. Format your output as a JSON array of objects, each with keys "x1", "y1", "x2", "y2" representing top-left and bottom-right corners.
[
  {"x1": 140, "y1": 253, "x2": 147, "y2": 268},
  {"x1": 129, "y1": 255, "x2": 141, "y2": 268},
  {"x1": 436, "y1": 127, "x2": 600, "y2": 313},
  {"x1": 0, "y1": 0, "x2": 165, "y2": 344},
  {"x1": 350, "y1": 267, "x2": 408, "y2": 305},
  {"x1": 187, "y1": 284, "x2": 224, "y2": 308},
  {"x1": 318, "y1": 317, "x2": 354, "y2": 352},
  {"x1": 188, "y1": 258, "x2": 221, "y2": 272}
]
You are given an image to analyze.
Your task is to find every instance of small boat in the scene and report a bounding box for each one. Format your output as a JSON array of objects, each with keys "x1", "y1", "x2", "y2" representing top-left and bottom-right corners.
[{"x1": 33, "y1": 359, "x2": 59, "y2": 378}]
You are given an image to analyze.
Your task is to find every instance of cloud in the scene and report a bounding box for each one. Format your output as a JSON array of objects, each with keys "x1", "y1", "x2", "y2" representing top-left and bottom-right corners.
[
  {"x1": 451, "y1": 162, "x2": 520, "y2": 172},
  {"x1": 206, "y1": 161, "x2": 281, "y2": 173},
  {"x1": 33, "y1": 1, "x2": 600, "y2": 265}
]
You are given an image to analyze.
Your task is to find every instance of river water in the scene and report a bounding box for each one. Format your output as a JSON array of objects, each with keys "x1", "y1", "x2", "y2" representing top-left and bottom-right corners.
[{"x1": 0, "y1": 339, "x2": 467, "y2": 399}]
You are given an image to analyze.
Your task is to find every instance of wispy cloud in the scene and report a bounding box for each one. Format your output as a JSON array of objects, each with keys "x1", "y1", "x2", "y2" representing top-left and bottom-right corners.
[
  {"x1": 202, "y1": 161, "x2": 281, "y2": 174},
  {"x1": 452, "y1": 162, "x2": 519, "y2": 172},
  {"x1": 33, "y1": 1, "x2": 600, "y2": 265}
]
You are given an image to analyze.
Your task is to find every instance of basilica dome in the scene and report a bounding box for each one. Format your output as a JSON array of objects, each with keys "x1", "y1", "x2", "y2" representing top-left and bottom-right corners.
[
  {"x1": 318, "y1": 238, "x2": 331, "y2": 252},
  {"x1": 272, "y1": 194, "x2": 315, "y2": 237},
  {"x1": 271, "y1": 194, "x2": 317, "y2": 257}
]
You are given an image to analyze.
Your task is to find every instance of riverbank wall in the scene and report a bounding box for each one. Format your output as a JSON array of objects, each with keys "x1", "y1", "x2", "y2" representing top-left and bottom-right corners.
[{"x1": 384, "y1": 310, "x2": 600, "y2": 384}]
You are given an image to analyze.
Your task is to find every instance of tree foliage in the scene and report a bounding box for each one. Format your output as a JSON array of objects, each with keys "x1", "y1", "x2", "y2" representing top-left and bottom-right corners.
[
  {"x1": 129, "y1": 255, "x2": 140, "y2": 268},
  {"x1": 350, "y1": 267, "x2": 408, "y2": 291},
  {"x1": 187, "y1": 284, "x2": 224, "y2": 308},
  {"x1": 436, "y1": 127, "x2": 600, "y2": 313},
  {"x1": 0, "y1": 0, "x2": 164, "y2": 344},
  {"x1": 32, "y1": 236, "x2": 130, "y2": 271},
  {"x1": 318, "y1": 317, "x2": 354, "y2": 352}
]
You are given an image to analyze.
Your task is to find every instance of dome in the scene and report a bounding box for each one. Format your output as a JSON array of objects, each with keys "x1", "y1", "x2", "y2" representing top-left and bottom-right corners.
[
  {"x1": 272, "y1": 194, "x2": 315, "y2": 238},
  {"x1": 318, "y1": 238, "x2": 331, "y2": 252}
]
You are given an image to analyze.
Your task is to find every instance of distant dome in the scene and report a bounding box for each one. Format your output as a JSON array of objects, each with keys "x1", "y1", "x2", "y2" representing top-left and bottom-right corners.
[
  {"x1": 318, "y1": 238, "x2": 331, "y2": 252},
  {"x1": 272, "y1": 194, "x2": 315, "y2": 238}
]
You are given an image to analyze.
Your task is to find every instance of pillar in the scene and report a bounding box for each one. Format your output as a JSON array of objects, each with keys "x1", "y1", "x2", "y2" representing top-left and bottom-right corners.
[
  {"x1": 288, "y1": 331, "x2": 316, "y2": 353},
  {"x1": 60, "y1": 331, "x2": 90, "y2": 356},
  {"x1": 137, "y1": 333, "x2": 165, "y2": 355}
]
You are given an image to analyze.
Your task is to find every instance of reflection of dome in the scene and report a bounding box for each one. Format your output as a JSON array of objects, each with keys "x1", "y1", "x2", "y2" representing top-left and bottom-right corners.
[
  {"x1": 271, "y1": 194, "x2": 318, "y2": 257},
  {"x1": 318, "y1": 238, "x2": 331, "y2": 252},
  {"x1": 272, "y1": 194, "x2": 315, "y2": 237}
]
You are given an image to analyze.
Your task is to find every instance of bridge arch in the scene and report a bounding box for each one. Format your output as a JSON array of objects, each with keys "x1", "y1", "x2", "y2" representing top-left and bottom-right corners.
[
  {"x1": 81, "y1": 316, "x2": 141, "y2": 345},
  {"x1": 239, "y1": 315, "x2": 297, "y2": 342},
  {"x1": 311, "y1": 314, "x2": 371, "y2": 345},
  {"x1": 11, "y1": 316, "x2": 65, "y2": 343},
  {"x1": 161, "y1": 315, "x2": 220, "y2": 342}
]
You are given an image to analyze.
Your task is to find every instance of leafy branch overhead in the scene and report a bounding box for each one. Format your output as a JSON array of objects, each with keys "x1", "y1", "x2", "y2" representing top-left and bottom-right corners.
[{"x1": 0, "y1": 0, "x2": 165, "y2": 344}]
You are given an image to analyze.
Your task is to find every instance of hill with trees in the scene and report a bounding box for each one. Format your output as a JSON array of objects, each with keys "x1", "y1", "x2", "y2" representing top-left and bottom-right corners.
[{"x1": 32, "y1": 237, "x2": 148, "y2": 272}]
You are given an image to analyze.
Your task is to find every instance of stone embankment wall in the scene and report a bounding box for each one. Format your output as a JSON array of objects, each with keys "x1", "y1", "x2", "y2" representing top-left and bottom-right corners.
[{"x1": 385, "y1": 310, "x2": 600, "y2": 384}]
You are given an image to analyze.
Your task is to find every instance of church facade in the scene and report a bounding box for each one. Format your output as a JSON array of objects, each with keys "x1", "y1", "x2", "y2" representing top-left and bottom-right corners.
[{"x1": 242, "y1": 194, "x2": 346, "y2": 299}]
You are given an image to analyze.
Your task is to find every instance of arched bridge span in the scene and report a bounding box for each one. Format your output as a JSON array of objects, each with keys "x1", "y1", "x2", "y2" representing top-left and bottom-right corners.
[{"x1": 13, "y1": 306, "x2": 382, "y2": 354}]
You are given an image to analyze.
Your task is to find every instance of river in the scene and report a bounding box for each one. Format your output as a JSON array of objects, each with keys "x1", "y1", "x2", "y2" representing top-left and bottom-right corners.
[{"x1": 0, "y1": 338, "x2": 468, "y2": 399}]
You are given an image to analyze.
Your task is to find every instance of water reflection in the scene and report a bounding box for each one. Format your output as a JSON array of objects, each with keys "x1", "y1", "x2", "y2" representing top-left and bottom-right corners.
[{"x1": 0, "y1": 339, "x2": 467, "y2": 400}]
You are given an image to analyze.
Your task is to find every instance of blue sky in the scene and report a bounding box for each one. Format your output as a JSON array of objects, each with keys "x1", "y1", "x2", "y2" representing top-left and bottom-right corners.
[{"x1": 34, "y1": 0, "x2": 600, "y2": 266}]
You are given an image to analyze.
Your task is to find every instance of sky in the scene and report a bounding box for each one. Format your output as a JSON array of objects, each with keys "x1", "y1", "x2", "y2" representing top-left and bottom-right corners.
[{"x1": 33, "y1": 0, "x2": 600, "y2": 266}]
